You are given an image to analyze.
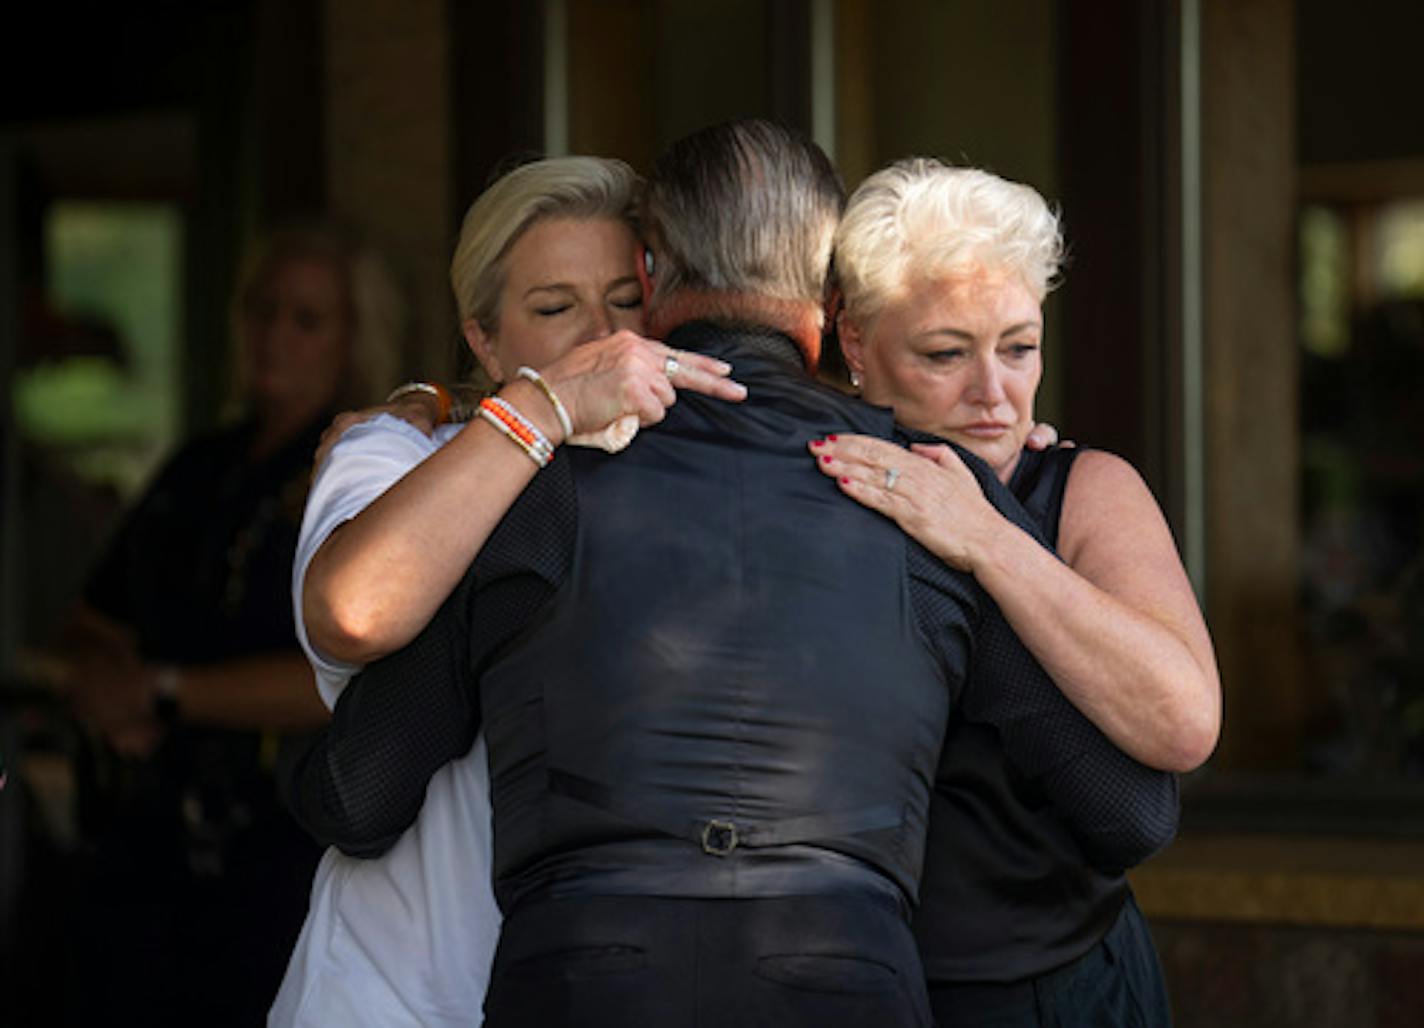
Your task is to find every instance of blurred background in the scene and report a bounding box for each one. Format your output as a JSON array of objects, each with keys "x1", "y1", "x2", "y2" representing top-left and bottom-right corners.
[{"x1": 1, "y1": 1, "x2": 1422, "y2": 1025}]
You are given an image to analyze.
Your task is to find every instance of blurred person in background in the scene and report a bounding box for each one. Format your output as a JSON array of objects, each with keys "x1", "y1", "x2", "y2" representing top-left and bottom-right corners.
[{"x1": 53, "y1": 224, "x2": 403, "y2": 1027}]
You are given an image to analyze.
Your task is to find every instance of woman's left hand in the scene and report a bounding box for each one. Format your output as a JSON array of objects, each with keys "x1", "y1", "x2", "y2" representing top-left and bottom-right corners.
[
  {"x1": 808, "y1": 434, "x2": 1002, "y2": 573},
  {"x1": 1026, "y1": 421, "x2": 1067, "y2": 450}
]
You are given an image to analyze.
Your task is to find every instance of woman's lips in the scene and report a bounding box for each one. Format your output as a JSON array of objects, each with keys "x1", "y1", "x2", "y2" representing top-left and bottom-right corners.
[{"x1": 957, "y1": 422, "x2": 1010, "y2": 439}]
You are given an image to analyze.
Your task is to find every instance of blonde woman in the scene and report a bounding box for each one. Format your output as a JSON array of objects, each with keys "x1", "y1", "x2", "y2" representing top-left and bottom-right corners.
[{"x1": 271, "y1": 157, "x2": 743, "y2": 1027}]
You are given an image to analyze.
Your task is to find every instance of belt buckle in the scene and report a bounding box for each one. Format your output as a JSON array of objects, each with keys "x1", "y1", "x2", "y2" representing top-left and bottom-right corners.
[{"x1": 701, "y1": 818, "x2": 739, "y2": 856}]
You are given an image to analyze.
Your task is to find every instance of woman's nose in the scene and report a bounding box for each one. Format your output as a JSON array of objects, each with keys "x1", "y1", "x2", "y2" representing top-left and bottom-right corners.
[
  {"x1": 583, "y1": 307, "x2": 615, "y2": 342},
  {"x1": 968, "y1": 356, "x2": 1006, "y2": 404}
]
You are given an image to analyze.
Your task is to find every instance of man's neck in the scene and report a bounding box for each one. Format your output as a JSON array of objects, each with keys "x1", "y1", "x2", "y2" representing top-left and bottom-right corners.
[{"x1": 648, "y1": 290, "x2": 822, "y2": 371}]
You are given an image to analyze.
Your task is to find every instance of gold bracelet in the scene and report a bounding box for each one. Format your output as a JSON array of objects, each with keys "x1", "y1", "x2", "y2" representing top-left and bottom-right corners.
[
  {"x1": 515, "y1": 366, "x2": 573, "y2": 440},
  {"x1": 385, "y1": 381, "x2": 452, "y2": 424}
]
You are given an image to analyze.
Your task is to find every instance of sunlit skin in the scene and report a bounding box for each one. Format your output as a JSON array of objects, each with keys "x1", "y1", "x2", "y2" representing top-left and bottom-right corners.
[
  {"x1": 817, "y1": 263, "x2": 1221, "y2": 773},
  {"x1": 842, "y1": 267, "x2": 1042, "y2": 483},
  {"x1": 464, "y1": 216, "x2": 645, "y2": 381},
  {"x1": 305, "y1": 213, "x2": 746, "y2": 665},
  {"x1": 242, "y1": 257, "x2": 352, "y2": 424}
]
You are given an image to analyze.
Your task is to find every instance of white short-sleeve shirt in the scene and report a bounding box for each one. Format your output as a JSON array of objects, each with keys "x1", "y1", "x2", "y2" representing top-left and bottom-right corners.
[{"x1": 270, "y1": 415, "x2": 501, "y2": 1028}]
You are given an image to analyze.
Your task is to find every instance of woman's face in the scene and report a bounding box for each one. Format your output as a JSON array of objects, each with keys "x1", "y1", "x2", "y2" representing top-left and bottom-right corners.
[
  {"x1": 241, "y1": 255, "x2": 351, "y2": 415},
  {"x1": 465, "y1": 216, "x2": 644, "y2": 381},
  {"x1": 844, "y1": 268, "x2": 1042, "y2": 478}
]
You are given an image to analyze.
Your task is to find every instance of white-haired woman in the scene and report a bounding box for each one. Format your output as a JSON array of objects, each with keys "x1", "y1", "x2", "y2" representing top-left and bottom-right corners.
[
  {"x1": 812, "y1": 158, "x2": 1220, "y2": 1026},
  {"x1": 270, "y1": 156, "x2": 744, "y2": 1027}
]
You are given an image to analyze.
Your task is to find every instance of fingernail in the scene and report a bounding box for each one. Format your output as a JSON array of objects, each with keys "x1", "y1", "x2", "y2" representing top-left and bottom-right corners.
[
  {"x1": 828, "y1": 434, "x2": 838, "y2": 442},
  {"x1": 821, "y1": 455, "x2": 832, "y2": 464},
  {"x1": 810, "y1": 438, "x2": 824, "y2": 448},
  {"x1": 839, "y1": 477, "x2": 850, "y2": 485}
]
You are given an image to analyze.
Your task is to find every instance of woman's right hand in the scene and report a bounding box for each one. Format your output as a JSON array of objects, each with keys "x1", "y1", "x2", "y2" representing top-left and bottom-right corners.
[
  {"x1": 809, "y1": 433, "x2": 1004, "y2": 574},
  {"x1": 538, "y1": 330, "x2": 747, "y2": 440},
  {"x1": 312, "y1": 390, "x2": 443, "y2": 472}
]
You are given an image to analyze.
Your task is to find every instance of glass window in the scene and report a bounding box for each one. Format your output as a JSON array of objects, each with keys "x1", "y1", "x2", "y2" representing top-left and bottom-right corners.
[
  {"x1": 14, "y1": 202, "x2": 183, "y2": 499},
  {"x1": 1298, "y1": 197, "x2": 1424, "y2": 780}
]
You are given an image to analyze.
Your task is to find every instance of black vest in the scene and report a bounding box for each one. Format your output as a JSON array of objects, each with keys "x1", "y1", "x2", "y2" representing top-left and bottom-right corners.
[
  {"x1": 913, "y1": 446, "x2": 1130, "y2": 983},
  {"x1": 479, "y1": 323, "x2": 975, "y2": 915}
]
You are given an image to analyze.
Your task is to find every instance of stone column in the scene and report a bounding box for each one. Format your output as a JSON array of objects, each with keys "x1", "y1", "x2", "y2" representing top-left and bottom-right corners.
[
  {"x1": 325, "y1": 0, "x2": 455, "y2": 380},
  {"x1": 1201, "y1": 0, "x2": 1302, "y2": 767}
]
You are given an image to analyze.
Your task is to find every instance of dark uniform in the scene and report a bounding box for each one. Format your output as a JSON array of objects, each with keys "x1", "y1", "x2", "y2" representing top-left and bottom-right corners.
[{"x1": 74, "y1": 416, "x2": 325, "y2": 1028}]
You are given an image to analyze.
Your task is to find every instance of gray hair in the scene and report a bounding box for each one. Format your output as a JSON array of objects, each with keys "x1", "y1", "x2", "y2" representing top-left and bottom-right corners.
[
  {"x1": 450, "y1": 156, "x2": 641, "y2": 331},
  {"x1": 835, "y1": 158, "x2": 1064, "y2": 321},
  {"x1": 640, "y1": 119, "x2": 844, "y2": 313}
]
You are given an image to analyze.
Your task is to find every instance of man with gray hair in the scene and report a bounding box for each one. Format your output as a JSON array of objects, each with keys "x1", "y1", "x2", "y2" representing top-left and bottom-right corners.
[{"x1": 287, "y1": 119, "x2": 1172, "y2": 1026}]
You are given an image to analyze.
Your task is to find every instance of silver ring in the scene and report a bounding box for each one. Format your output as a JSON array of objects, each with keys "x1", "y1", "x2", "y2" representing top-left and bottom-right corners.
[
  {"x1": 664, "y1": 354, "x2": 681, "y2": 378},
  {"x1": 884, "y1": 466, "x2": 901, "y2": 491}
]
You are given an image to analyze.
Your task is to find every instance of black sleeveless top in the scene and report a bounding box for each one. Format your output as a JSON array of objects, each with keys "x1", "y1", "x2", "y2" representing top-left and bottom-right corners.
[{"x1": 913, "y1": 446, "x2": 1130, "y2": 984}]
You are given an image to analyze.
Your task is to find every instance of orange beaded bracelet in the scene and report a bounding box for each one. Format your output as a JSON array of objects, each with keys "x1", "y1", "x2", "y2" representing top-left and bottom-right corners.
[{"x1": 478, "y1": 395, "x2": 554, "y2": 467}]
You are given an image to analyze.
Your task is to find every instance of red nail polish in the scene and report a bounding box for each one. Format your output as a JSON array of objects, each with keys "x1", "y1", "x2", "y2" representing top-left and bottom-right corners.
[
  {"x1": 810, "y1": 438, "x2": 824, "y2": 448},
  {"x1": 821, "y1": 455, "x2": 832, "y2": 464},
  {"x1": 839, "y1": 477, "x2": 850, "y2": 485},
  {"x1": 828, "y1": 434, "x2": 838, "y2": 442}
]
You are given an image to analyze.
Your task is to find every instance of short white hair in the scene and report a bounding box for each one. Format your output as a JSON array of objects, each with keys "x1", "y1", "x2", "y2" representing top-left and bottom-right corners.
[{"x1": 834, "y1": 158, "x2": 1064, "y2": 320}]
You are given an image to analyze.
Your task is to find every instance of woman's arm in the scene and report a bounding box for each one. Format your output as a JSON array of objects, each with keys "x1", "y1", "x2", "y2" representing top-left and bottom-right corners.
[
  {"x1": 812, "y1": 436, "x2": 1220, "y2": 773},
  {"x1": 287, "y1": 578, "x2": 480, "y2": 856},
  {"x1": 60, "y1": 605, "x2": 327, "y2": 758},
  {"x1": 287, "y1": 459, "x2": 573, "y2": 856},
  {"x1": 904, "y1": 462, "x2": 1179, "y2": 870},
  {"x1": 1033, "y1": 450, "x2": 1219, "y2": 770},
  {"x1": 155, "y1": 653, "x2": 328, "y2": 729},
  {"x1": 304, "y1": 331, "x2": 746, "y2": 668}
]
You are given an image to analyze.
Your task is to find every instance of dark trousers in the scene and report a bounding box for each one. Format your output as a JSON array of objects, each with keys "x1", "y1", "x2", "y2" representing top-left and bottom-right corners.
[
  {"x1": 484, "y1": 892, "x2": 933, "y2": 1027},
  {"x1": 927, "y1": 895, "x2": 1172, "y2": 1028}
]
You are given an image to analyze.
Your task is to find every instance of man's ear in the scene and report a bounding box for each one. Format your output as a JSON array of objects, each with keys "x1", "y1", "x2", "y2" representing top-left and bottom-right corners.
[
  {"x1": 636, "y1": 244, "x2": 654, "y2": 307},
  {"x1": 462, "y1": 320, "x2": 504, "y2": 384}
]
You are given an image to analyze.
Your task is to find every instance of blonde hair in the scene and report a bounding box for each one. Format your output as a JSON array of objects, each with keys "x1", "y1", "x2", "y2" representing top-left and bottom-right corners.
[
  {"x1": 449, "y1": 156, "x2": 641, "y2": 331},
  {"x1": 835, "y1": 158, "x2": 1064, "y2": 321},
  {"x1": 231, "y1": 225, "x2": 405, "y2": 409}
]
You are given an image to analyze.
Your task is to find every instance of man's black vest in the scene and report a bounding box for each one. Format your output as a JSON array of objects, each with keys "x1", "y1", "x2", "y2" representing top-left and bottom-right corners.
[{"x1": 478, "y1": 323, "x2": 977, "y2": 915}]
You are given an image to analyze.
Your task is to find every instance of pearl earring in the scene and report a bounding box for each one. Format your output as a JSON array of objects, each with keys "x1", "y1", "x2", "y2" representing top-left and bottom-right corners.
[{"x1": 849, "y1": 370, "x2": 862, "y2": 389}]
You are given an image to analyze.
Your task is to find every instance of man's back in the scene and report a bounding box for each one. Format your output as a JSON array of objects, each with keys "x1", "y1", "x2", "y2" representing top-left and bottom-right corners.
[{"x1": 480, "y1": 322, "x2": 976, "y2": 912}]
